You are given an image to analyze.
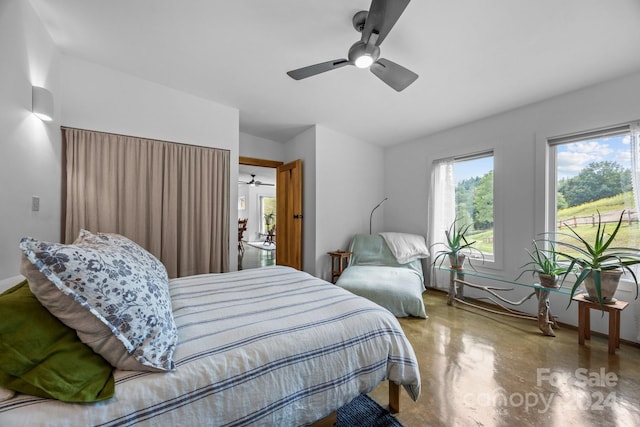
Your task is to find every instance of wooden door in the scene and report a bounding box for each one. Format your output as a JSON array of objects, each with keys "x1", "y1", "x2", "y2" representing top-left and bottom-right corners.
[{"x1": 276, "y1": 159, "x2": 303, "y2": 270}]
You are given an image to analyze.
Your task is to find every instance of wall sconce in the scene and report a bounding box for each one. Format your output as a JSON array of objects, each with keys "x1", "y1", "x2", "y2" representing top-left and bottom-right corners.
[{"x1": 32, "y1": 86, "x2": 54, "y2": 121}]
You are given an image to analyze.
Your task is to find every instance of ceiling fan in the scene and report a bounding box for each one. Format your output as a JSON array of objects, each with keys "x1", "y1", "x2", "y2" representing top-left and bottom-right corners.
[
  {"x1": 239, "y1": 174, "x2": 274, "y2": 187},
  {"x1": 286, "y1": 0, "x2": 418, "y2": 92}
]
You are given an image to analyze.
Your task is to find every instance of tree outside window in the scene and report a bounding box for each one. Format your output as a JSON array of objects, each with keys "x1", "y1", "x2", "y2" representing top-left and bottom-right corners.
[
  {"x1": 551, "y1": 130, "x2": 639, "y2": 254},
  {"x1": 431, "y1": 152, "x2": 495, "y2": 262},
  {"x1": 453, "y1": 155, "x2": 494, "y2": 258}
]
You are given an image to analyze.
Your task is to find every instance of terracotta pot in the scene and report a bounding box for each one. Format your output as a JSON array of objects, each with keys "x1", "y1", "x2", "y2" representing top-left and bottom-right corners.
[
  {"x1": 538, "y1": 273, "x2": 560, "y2": 289},
  {"x1": 583, "y1": 269, "x2": 623, "y2": 303},
  {"x1": 448, "y1": 253, "x2": 466, "y2": 270}
]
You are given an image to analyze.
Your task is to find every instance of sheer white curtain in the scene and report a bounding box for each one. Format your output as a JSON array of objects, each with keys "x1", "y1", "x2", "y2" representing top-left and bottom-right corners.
[
  {"x1": 428, "y1": 158, "x2": 456, "y2": 247},
  {"x1": 427, "y1": 158, "x2": 456, "y2": 284},
  {"x1": 630, "y1": 122, "x2": 640, "y2": 217},
  {"x1": 629, "y1": 121, "x2": 640, "y2": 342}
]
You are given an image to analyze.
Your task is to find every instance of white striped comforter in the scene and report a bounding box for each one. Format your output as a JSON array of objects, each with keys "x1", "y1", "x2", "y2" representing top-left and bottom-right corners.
[{"x1": 0, "y1": 266, "x2": 420, "y2": 426}]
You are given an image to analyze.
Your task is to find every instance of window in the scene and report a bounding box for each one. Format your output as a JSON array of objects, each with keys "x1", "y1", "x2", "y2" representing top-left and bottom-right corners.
[
  {"x1": 548, "y1": 124, "x2": 640, "y2": 261},
  {"x1": 260, "y1": 196, "x2": 276, "y2": 234},
  {"x1": 431, "y1": 151, "x2": 495, "y2": 263}
]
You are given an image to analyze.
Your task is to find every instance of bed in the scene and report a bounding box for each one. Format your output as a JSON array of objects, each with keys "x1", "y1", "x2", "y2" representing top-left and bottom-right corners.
[
  {"x1": 0, "y1": 231, "x2": 421, "y2": 426},
  {"x1": 335, "y1": 233, "x2": 428, "y2": 318}
]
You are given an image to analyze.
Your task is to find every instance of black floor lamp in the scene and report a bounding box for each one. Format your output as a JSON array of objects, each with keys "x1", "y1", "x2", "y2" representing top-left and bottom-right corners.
[{"x1": 369, "y1": 197, "x2": 388, "y2": 234}]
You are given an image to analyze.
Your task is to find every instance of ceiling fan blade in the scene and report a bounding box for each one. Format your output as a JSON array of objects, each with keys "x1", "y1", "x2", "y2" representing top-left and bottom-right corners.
[
  {"x1": 361, "y1": 0, "x2": 411, "y2": 46},
  {"x1": 370, "y1": 58, "x2": 418, "y2": 92},
  {"x1": 287, "y1": 59, "x2": 350, "y2": 80}
]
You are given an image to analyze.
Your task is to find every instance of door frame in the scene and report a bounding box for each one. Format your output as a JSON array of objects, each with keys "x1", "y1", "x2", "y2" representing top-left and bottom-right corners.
[
  {"x1": 239, "y1": 156, "x2": 283, "y2": 264},
  {"x1": 239, "y1": 156, "x2": 283, "y2": 242},
  {"x1": 239, "y1": 156, "x2": 283, "y2": 169},
  {"x1": 239, "y1": 157, "x2": 303, "y2": 270}
]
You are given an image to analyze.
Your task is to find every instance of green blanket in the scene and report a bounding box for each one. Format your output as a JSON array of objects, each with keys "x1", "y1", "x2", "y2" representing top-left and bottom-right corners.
[{"x1": 335, "y1": 234, "x2": 427, "y2": 318}]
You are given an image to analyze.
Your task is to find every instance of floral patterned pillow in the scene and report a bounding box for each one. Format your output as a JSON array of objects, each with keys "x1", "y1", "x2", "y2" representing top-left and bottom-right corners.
[{"x1": 19, "y1": 232, "x2": 177, "y2": 372}]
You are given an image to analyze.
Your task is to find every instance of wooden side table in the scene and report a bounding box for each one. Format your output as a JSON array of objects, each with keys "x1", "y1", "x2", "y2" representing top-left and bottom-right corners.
[
  {"x1": 573, "y1": 293, "x2": 629, "y2": 354},
  {"x1": 327, "y1": 251, "x2": 351, "y2": 283}
]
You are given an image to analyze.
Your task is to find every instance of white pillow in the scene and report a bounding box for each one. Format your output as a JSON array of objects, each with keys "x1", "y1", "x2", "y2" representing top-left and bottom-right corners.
[
  {"x1": 379, "y1": 232, "x2": 430, "y2": 264},
  {"x1": 19, "y1": 231, "x2": 177, "y2": 372}
]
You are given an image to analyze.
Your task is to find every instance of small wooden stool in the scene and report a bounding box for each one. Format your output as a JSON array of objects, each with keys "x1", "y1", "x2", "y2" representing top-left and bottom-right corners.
[{"x1": 573, "y1": 294, "x2": 629, "y2": 354}]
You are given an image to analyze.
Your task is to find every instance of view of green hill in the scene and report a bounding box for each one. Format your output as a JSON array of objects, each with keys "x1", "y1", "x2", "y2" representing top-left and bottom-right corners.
[
  {"x1": 557, "y1": 191, "x2": 634, "y2": 220},
  {"x1": 467, "y1": 191, "x2": 639, "y2": 255},
  {"x1": 555, "y1": 191, "x2": 638, "y2": 250}
]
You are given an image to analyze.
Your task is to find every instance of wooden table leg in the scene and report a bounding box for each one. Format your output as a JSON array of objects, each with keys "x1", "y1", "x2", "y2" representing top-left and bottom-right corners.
[
  {"x1": 447, "y1": 270, "x2": 455, "y2": 306},
  {"x1": 577, "y1": 302, "x2": 587, "y2": 345},
  {"x1": 536, "y1": 289, "x2": 555, "y2": 336},
  {"x1": 615, "y1": 311, "x2": 621, "y2": 348},
  {"x1": 609, "y1": 310, "x2": 620, "y2": 355}
]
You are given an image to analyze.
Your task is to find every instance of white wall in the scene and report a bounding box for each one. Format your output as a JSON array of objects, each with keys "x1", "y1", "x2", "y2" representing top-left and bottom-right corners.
[
  {"x1": 283, "y1": 127, "x2": 317, "y2": 274},
  {"x1": 0, "y1": 0, "x2": 241, "y2": 278},
  {"x1": 0, "y1": 0, "x2": 61, "y2": 278},
  {"x1": 384, "y1": 71, "x2": 640, "y2": 342},
  {"x1": 239, "y1": 132, "x2": 285, "y2": 160},
  {"x1": 314, "y1": 125, "x2": 384, "y2": 281},
  {"x1": 241, "y1": 127, "x2": 385, "y2": 279},
  {"x1": 238, "y1": 132, "x2": 283, "y2": 245},
  {"x1": 60, "y1": 56, "x2": 238, "y2": 151},
  {"x1": 280, "y1": 125, "x2": 385, "y2": 279},
  {"x1": 59, "y1": 55, "x2": 240, "y2": 269}
]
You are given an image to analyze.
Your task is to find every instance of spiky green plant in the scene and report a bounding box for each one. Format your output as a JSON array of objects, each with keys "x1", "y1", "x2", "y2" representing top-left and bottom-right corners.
[
  {"x1": 551, "y1": 211, "x2": 640, "y2": 307},
  {"x1": 516, "y1": 240, "x2": 571, "y2": 281},
  {"x1": 432, "y1": 218, "x2": 483, "y2": 268}
]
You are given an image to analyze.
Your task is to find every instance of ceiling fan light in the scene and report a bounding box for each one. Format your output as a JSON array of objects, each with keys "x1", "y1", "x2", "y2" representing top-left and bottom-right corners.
[
  {"x1": 348, "y1": 40, "x2": 380, "y2": 69},
  {"x1": 355, "y1": 55, "x2": 374, "y2": 68}
]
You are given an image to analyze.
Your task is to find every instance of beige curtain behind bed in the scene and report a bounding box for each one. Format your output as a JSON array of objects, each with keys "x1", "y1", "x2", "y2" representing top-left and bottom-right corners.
[{"x1": 62, "y1": 127, "x2": 230, "y2": 278}]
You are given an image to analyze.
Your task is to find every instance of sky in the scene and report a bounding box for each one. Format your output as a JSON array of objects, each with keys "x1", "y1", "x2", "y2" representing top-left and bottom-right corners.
[
  {"x1": 556, "y1": 134, "x2": 631, "y2": 180},
  {"x1": 452, "y1": 134, "x2": 632, "y2": 184},
  {"x1": 454, "y1": 156, "x2": 493, "y2": 184}
]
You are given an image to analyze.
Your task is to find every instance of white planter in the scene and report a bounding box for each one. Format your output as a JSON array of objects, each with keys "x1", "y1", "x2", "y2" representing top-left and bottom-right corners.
[{"x1": 583, "y1": 269, "x2": 623, "y2": 303}]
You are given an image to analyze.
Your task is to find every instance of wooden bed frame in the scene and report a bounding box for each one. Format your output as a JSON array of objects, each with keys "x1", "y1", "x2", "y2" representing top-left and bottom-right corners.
[{"x1": 311, "y1": 381, "x2": 400, "y2": 426}]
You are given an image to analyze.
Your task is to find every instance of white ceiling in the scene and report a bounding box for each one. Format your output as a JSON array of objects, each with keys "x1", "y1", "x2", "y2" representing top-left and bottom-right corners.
[{"x1": 29, "y1": 0, "x2": 640, "y2": 147}]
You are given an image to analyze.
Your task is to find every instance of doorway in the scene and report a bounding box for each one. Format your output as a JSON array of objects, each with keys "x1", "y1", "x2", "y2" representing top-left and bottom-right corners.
[
  {"x1": 238, "y1": 157, "x2": 303, "y2": 271},
  {"x1": 238, "y1": 157, "x2": 281, "y2": 270}
]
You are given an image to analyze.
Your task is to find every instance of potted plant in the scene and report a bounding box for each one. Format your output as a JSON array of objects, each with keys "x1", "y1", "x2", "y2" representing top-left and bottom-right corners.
[
  {"x1": 551, "y1": 210, "x2": 640, "y2": 307},
  {"x1": 516, "y1": 240, "x2": 570, "y2": 288},
  {"x1": 432, "y1": 218, "x2": 483, "y2": 270}
]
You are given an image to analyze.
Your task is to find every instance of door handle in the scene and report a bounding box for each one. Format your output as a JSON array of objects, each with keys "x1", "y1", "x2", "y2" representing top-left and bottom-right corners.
[{"x1": 293, "y1": 214, "x2": 303, "y2": 219}]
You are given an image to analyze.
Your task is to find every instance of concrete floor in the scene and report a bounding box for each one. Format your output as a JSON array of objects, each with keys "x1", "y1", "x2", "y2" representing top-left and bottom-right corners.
[
  {"x1": 368, "y1": 290, "x2": 640, "y2": 427},
  {"x1": 238, "y1": 241, "x2": 275, "y2": 270},
  {"x1": 236, "y1": 252, "x2": 640, "y2": 426}
]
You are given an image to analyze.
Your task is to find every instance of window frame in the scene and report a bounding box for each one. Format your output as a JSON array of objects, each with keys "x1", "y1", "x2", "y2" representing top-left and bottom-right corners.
[
  {"x1": 430, "y1": 147, "x2": 503, "y2": 271},
  {"x1": 540, "y1": 122, "x2": 638, "y2": 288}
]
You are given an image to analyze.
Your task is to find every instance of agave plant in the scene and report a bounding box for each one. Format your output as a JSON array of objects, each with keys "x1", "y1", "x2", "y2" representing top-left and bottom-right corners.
[
  {"x1": 516, "y1": 240, "x2": 571, "y2": 288},
  {"x1": 432, "y1": 218, "x2": 483, "y2": 269},
  {"x1": 551, "y1": 211, "x2": 640, "y2": 307}
]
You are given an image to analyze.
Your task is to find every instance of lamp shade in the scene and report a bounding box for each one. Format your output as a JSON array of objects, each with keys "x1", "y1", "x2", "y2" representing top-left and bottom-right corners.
[{"x1": 32, "y1": 86, "x2": 53, "y2": 121}]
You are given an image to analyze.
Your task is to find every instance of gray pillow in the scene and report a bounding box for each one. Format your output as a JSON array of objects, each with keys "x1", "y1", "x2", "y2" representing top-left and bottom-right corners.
[{"x1": 19, "y1": 231, "x2": 177, "y2": 372}]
